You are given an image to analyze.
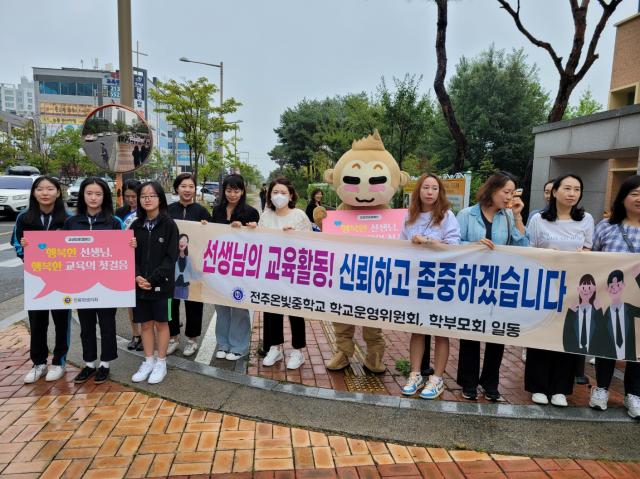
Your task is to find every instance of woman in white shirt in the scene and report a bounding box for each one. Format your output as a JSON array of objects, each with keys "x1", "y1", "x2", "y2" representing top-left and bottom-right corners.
[
  {"x1": 526, "y1": 174, "x2": 594, "y2": 407},
  {"x1": 258, "y1": 178, "x2": 312, "y2": 369},
  {"x1": 399, "y1": 173, "x2": 461, "y2": 399}
]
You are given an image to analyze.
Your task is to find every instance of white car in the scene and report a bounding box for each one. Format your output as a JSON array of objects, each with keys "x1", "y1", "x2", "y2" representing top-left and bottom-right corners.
[
  {"x1": 0, "y1": 175, "x2": 38, "y2": 216},
  {"x1": 170, "y1": 186, "x2": 216, "y2": 207},
  {"x1": 84, "y1": 134, "x2": 97, "y2": 142}
]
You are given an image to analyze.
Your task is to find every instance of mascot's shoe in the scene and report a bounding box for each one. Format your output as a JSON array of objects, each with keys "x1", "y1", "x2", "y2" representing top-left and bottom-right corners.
[
  {"x1": 326, "y1": 351, "x2": 350, "y2": 370},
  {"x1": 363, "y1": 352, "x2": 386, "y2": 374}
]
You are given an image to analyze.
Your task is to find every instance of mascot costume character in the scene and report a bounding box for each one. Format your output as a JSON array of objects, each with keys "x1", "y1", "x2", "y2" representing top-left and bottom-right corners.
[{"x1": 323, "y1": 129, "x2": 409, "y2": 372}]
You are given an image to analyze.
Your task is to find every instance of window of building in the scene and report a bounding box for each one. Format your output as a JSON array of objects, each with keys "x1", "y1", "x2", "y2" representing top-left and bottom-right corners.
[
  {"x1": 40, "y1": 81, "x2": 60, "y2": 95},
  {"x1": 59, "y1": 82, "x2": 76, "y2": 95},
  {"x1": 77, "y1": 82, "x2": 98, "y2": 96}
]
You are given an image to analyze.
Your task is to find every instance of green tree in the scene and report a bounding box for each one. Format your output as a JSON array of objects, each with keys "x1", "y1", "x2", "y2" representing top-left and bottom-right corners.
[
  {"x1": 48, "y1": 129, "x2": 97, "y2": 181},
  {"x1": 150, "y1": 77, "x2": 241, "y2": 184},
  {"x1": 377, "y1": 74, "x2": 435, "y2": 171},
  {"x1": 431, "y1": 47, "x2": 549, "y2": 177},
  {"x1": 562, "y1": 88, "x2": 602, "y2": 120}
]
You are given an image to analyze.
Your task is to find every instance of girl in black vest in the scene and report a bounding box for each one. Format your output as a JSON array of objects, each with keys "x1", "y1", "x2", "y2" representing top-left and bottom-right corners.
[
  {"x1": 13, "y1": 176, "x2": 71, "y2": 383},
  {"x1": 63, "y1": 177, "x2": 125, "y2": 384}
]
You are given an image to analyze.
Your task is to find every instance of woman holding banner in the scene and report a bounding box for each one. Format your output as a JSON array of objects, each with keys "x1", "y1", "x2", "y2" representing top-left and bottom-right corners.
[
  {"x1": 13, "y1": 176, "x2": 71, "y2": 384},
  {"x1": 211, "y1": 174, "x2": 259, "y2": 360},
  {"x1": 590, "y1": 175, "x2": 640, "y2": 419},
  {"x1": 167, "y1": 173, "x2": 211, "y2": 357},
  {"x1": 400, "y1": 173, "x2": 460, "y2": 399},
  {"x1": 456, "y1": 172, "x2": 528, "y2": 401},
  {"x1": 526, "y1": 174, "x2": 594, "y2": 407},
  {"x1": 63, "y1": 177, "x2": 126, "y2": 385},
  {"x1": 130, "y1": 182, "x2": 179, "y2": 385},
  {"x1": 258, "y1": 177, "x2": 312, "y2": 369}
]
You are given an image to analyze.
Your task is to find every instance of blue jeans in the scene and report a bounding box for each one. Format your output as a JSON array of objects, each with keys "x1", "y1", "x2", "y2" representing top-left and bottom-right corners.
[{"x1": 215, "y1": 305, "x2": 251, "y2": 355}]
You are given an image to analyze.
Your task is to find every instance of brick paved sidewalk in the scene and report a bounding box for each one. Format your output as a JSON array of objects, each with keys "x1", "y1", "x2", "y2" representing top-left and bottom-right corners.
[
  {"x1": 248, "y1": 315, "x2": 627, "y2": 406},
  {"x1": 1, "y1": 323, "x2": 639, "y2": 478}
]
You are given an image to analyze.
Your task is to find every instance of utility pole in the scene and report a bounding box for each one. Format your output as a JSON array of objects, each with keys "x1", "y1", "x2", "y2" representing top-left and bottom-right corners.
[{"x1": 117, "y1": 0, "x2": 133, "y2": 204}]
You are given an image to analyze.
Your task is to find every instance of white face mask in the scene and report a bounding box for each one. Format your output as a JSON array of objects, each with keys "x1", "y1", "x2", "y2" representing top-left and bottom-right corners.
[{"x1": 271, "y1": 193, "x2": 290, "y2": 209}]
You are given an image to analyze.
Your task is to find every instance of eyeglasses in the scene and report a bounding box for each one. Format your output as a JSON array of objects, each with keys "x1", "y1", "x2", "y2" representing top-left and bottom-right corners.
[{"x1": 140, "y1": 195, "x2": 159, "y2": 201}]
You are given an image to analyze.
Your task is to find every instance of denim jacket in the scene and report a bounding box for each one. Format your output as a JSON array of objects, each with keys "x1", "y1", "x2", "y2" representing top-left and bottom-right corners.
[{"x1": 456, "y1": 204, "x2": 528, "y2": 246}]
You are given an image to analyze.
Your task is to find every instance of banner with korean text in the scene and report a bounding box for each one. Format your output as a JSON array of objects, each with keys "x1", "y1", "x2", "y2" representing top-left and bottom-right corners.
[
  {"x1": 23, "y1": 230, "x2": 135, "y2": 310},
  {"x1": 177, "y1": 221, "x2": 640, "y2": 362}
]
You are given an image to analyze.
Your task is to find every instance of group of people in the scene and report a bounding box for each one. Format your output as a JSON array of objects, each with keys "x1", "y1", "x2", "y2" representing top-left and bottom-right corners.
[{"x1": 11, "y1": 169, "x2": 640, "y2": 419}]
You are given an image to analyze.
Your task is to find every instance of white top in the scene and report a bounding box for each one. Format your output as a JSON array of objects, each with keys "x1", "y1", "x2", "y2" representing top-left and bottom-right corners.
[
  {"x1": 527, "y1": 212, "x2": 594, "y2": 251},
  {"x1": 258, "y1": 207, "x2": 312, "y2": 232},
  {"x1": 399, "y1": 210, "x2": 461, "y2": 244}
]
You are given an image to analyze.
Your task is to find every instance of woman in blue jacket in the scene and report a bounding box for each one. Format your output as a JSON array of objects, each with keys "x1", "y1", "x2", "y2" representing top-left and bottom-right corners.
[{"x1": 456, "y1": 172, "x2": 528, "y2": 401}]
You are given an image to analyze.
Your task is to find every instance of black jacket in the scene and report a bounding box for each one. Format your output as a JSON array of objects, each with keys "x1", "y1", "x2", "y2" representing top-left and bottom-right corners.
[
  {"x1": 63, "y1": 212, "x2": 124, "y2": 231},
  {"x1": 12, "y1": 209, "x2": 70, "y2": 260},
  {"x1": 168, "y1": 201, "x2": 211, "y2": 222},
  {"x1": 131, "y1": 214, "x2": 179, "y2": 300},
  {"x1": 211, "y1": 203, "x2": 260, "y2": 225}
]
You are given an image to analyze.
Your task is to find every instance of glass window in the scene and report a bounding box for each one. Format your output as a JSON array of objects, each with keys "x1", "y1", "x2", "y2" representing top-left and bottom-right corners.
[
  {"x1": 40, "y1": 81, "x2": 60, "y2": 95},
  {"x1": 77, "y1": 82, "x2": 97, "y2": 96},
  {"x1": 59, "y1": 82, "x2": 76, "y2": 95}
]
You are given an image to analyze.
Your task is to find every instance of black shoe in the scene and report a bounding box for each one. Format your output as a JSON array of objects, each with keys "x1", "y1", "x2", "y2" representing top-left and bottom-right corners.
[
  {"x1": 94, "y1": 366, "x2": 109, "y2": 384},
  {"x1": 421, "y1": 367, "x2": 435, "y2": 377},
  {"x1": 575, "y1": 376, "x2": 590, "y2": 385},
  {"x1": 483, "y1": 388, "x2": 505, "y2": 402},
  {"x1": 74, "y1": 366, "x2": 96, "y2": 384},
  {"x1": 462, "y1": 388, "x2": 477, "y2": 400},
  {"x1": 127, "y1": 336, "x2": 141, "y2": 351},
  {"x1": 135, "y1": 340, "x2": 144, "y2": 352}
]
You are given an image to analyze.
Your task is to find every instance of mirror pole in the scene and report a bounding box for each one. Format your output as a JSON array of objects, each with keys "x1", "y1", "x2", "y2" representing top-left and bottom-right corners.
[{"x1": 117, "y1": 0, "x2": 134, "y2": 206}]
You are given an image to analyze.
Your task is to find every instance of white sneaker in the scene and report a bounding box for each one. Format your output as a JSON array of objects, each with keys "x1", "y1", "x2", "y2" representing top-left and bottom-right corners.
[
  {"x1": 132, "y1": 360, "x2": 155, "y2": 383},
  {"x1": 262, "y1": 346, "x2": 283, "y2": 367},
  {"x1": 183, "y1": 340, "x2": 198, "y2": 357},
  {"x1": 531, "y1": 393, "x2": 549, "y2": 405},
  {"x1": 45, "y1": 365, "x2": 65, "y2": 382},
  {"x1": 550, "y1": 394, "x2": 568, "y2": 407},
  {"x1": 166, "y1": 339, "x2": 179, "y2": 355},
  {"x1": 624, "y1": 394, "x2": 640, "y2": 419},
  {"x1": 589, "y1": 357, "x2": 596, "y2": 365},
  {"x1": 148, "y1": 361, "x2": 167, "y2": 384},
  {"x1": 286, "y1": 350, "x2": 305, "y2": 369},
  {"x1": 589, "y1": 387, "x2": 609, "y2": 411},
  {"x1": 226, "y1": 352, "x2": 242, "y2": 361},
  {"x1": 215, "y1": 350, "x2": 228, "y2": 359},
  {"x1": 401, "y1": 372, "x2": 425, "y2": 396},
  {"x1": 24, "y1": 364, "x2": 47, "y2": 383}
]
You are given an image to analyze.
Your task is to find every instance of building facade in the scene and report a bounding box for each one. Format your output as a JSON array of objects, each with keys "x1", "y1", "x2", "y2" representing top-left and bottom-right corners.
[{"x1": 0, "y1": 77, "x2": 35, "y2": 117}]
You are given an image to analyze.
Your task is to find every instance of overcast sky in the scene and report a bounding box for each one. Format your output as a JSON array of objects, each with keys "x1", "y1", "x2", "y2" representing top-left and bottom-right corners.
[{"x1": 1, "y1": 0, "x2": 638, "y2": 175}]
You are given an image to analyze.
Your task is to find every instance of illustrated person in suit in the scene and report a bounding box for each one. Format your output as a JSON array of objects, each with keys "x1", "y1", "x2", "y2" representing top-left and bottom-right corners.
[
  {"x1": 563, "y1": 274, "x2": 603, "y2": 355},
  {"x1": 596, "y1": 270, "x2": 640, "y2": 361}
]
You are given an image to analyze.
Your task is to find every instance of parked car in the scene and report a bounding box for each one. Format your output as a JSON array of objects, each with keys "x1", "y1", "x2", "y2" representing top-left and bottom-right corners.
[
  {"x1": 84, "y1": 134, "x2": 97, "y2": 142},
  {"x1": 66, "y1": 177, "x2": 85, "y2": 207},
  {"x1": 170, "y1": 186, "x2": 216, "y2": 208},
  {"x1": 0, "y1": 175, "x2": 38, "y2": 217}
]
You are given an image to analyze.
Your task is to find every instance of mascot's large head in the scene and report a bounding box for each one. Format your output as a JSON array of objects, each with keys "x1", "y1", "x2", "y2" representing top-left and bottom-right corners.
[{"x1": 324, "y1": 129, "x2": 409, "y2": 209}]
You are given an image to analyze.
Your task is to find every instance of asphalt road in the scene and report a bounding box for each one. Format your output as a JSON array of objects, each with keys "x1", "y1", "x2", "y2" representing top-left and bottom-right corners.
[
  {"x1": 82, "y1": 135, "x2": 118, "y2": 170},
  {"x1": 0, "y1": 216, "x2": 24, "y2": 303}
]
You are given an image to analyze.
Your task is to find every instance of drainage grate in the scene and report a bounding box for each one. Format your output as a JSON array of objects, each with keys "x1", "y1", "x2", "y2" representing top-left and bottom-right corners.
[{"x1": 343, "y1": 371, "x2": 387, "y2": 393}]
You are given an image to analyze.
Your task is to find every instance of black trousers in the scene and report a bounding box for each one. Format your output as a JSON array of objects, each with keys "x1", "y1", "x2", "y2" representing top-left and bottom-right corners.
[
  {"x1": 263, "y1": 312, "x2": 306, "y2": 350},
  {"x1": 420, "y1": 335, "x2": 432, "y2": 373},
  {"x1": 457, "y1": 340, "x2": 504, "y2": 391},
  {"x1": 596, "y1": 357, "x2": 640, "y2": 397},
  {"x1": 169, "y1": 299, "x2": 203, "y2": 338},
  {"x1": 524, "y1": 348, "x2": 575, "y2": 395},
  {"x1": 77, "y1": 308, "x2": 117, "y2": 363},
  {"x1": 28, "y1": 309, "x2": 71, "y2": 366}
]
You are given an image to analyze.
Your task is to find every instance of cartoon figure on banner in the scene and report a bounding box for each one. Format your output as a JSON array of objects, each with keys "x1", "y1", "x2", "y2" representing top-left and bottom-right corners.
[
  {"x1": 323, "y1": 129, "x2": 409, "y2": 373},
  {"x1": 174, "y1": 234, "x2": 201, "y2": 300},
  {"x1": 563, "y1": 274, "x2": 603, "y2": 355}
]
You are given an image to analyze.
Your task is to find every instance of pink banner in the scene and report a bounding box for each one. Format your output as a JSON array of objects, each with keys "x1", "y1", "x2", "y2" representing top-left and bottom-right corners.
[
  {"x1": 323, "y1": 209, "x2": 407, "y2": 239},
  {"x1": 23, "y1": 230, "x2": 135, "y2": 310}
]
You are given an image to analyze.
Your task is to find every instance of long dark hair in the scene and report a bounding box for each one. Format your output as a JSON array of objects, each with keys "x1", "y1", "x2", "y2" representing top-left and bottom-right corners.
[
  {"x1": 77, "y1": 177, "x2": 114, "y2": 218},
  {"x1": 578, "y1": 274, "x2": 596, "y2": 306},
  {"x1": 308, "y1": 188, "x2": 323, "y2": 206},
  {"x1": 609, "y1": 175, "x2": 640, "y2": 225},
  {"x1": 215, "y1": 174, "x2": 247, "y2": 214},
  {"x1": 122, "y1": 179, "x2": 141, "y2": 201},
  {"x1": 266, "y1": 177, "x2": 298, "y2": 210},
  {"x1": 23, "y1": 176, "x2": 67, "y2": 227},
  {"x1": 406, "y1": 173, "x2": 450, "y2": 226},
  {"x1": 136, "y1": 181, "x2": 168, "y2": 221},
  {"x1": 178, "y1": 233, "x2": 189, "y2": 256},
  {"x1": 541, "y1": 174, "x2": 585, "y2": 222},
  {"x1": 476, "y1": 171, "x2": 516, "y2": 208}
]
